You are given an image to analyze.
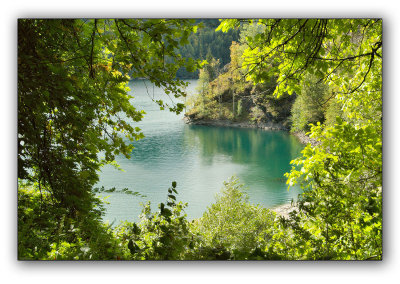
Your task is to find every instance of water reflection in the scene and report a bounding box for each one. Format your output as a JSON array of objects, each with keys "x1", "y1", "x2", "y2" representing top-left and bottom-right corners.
[
  {"x1": 182, "y1": 124, "x2": 304, "y2": 206},
  {"x1": 184, "y1": 125, "x2": 300, "y2": 172}
]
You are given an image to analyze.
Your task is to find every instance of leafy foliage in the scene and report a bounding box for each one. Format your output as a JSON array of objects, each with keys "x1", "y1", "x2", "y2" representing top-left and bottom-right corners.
[
  {"x1": 18, "y1": 181, "x2": 123, "y2": 260},
  {"x1": 190, "y1": 177, "x2": 278, "y2": 260},
  {"x1": 18, "y1": 18, "x2": 200, "y2": 217},
  {"x1": 187, "y1": 23, "x2": 295, "y2": 126},
  {"x1": 219, "y1": 18, "x2": 382, "y2": 259},
  {"x1": 290, "y1": 73, "x2": 333, "y2": 132},
  {"x1": 18, "y1": 19, "x2": 201, "y2": 260},
  {"x1": 176, "y1": 19, "x2": 240, "y2": 78},
  {"x1": 114, "y1": 182, "x2": 192, "y2": 260},
  {"x1": 187, "y1": 41, "x2": 254, "y2": 121},
  {"x1": 285, "y1": 118, "x2": 382, "y2": 259}
]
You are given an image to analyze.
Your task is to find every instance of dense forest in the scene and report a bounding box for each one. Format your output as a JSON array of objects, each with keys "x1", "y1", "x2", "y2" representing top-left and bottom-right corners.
[
  {"x1": 18, "y1": 18, "x2": 381, "y2": 260},
  {"x1": 175, "y1": 19, "x2": 240, "y2": 78}
]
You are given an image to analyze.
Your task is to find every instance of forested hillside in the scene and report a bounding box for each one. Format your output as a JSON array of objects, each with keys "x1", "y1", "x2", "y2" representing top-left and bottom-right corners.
[
  {"x1": 176, "y1": 19, "x2": 240, "y2": 78},
  {"x1": 186, "y1": 21, "x2": 343, "y2": 134}
]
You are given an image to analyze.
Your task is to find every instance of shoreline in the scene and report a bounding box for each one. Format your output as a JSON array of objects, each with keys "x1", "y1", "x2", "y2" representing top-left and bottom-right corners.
[
  {"x1": 184, "y1": 117, "x2": 318, "y2": 146},
  {"x1": 183, "y1": 117, "x2": 289, "y2": 131},
  {"x1": 291, "y1": 131, "x2": 320, "y2": 147},
  {"x1": 270, "y1": 203, "x2": 299, "y2": 219}
]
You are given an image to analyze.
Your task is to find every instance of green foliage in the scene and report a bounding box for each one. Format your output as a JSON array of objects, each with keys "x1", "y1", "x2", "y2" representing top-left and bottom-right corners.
[
  {"x1": 18, "y1": 18, "x2": 202, "y2": 260},
  {"x1": 111, "y1": 178, "x2": 302, "y2": 260},
  {"x1": 220, "y1": 18, "x2": 382, "y2": 259},
  {"x1": 290, "y1": 73, "x2": 331, "y2": 132},
  {"x1": 18, "y1": 19, "x2": 200, "y2": 216},
  {"x1": 249, "y1": 105, "x2": 265, "y2": 123},
  {"x1": 114, "y1": 182, "x2": 193, "y2": 260},
  {"x1": 226, "y1": 19, "x2": 382, "y2": 98},
  {"x1": 93, "y1": 186, "x2": 147, "y2": 198},
  {"x1": 19, "y1": 18, "x2": 382, "y2": 261},
  {"x1": 190, "y1": 177, "x2": 277, "y2": 260},
  {"x1": 176, "y1": 19, "x2": 240, "y2": 79},
  {"x1": 324, "y1": 97, "x2": 343, "y2": 127},
  {"x1": 18, "y1": 19, "x2": 208, "y2": 261},
  {"x1": 285, "y1": 118, "x2": 382, "y2": 259},
  {"x1": 237, "y1": 99, "x2": 243, "y2": 117},
  {"x1": 187, "y1": 41, "x2": 253, "y2": 121},
  {"x1": 195, "y1": 55, "x2": 220, "y2": 99},
  {"x1": 290, "y1": 72, "x2": 344, "y2": 132},
  {"x1": 187, "y1": 24, "x2": 294, "y2": 125},
  {"x1": 18, "y1": 181, "x2": 124, "y2": 260}
]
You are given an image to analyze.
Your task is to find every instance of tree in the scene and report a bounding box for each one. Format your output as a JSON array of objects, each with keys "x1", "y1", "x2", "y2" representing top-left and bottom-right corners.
[
  {"x1": 290, "y1": 73, "x2": 330, "y2": 132},
  {"x1": 218, "y1": 18, "x2": 382, "y2": 259},
  {"x1": 190, "y1": 177, "x2": 277, "y2": 260},
  {"x1": 174, "y1": 19, "x2": 239, "y2": 79},
  {"x1": 18, "y1": 19, "x2": 201, "y2": 217}
]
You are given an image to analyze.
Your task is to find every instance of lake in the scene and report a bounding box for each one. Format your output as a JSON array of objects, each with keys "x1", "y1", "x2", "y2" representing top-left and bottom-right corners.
[{"x1": 97, "y1": 79, "x2": 304, "y2": 224}]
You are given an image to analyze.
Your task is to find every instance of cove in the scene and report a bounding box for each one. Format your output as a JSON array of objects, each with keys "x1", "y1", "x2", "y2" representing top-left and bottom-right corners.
[{"x1": 97, "y1": 79, "x2": 304, "y2": 223}]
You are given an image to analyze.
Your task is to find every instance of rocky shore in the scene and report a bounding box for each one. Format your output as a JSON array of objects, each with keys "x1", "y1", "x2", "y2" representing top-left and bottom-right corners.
[
  {"x1": 291, "y1": 131, "x2": 320, "y2": 147},
  {"x1": 183, "y1": 117, "x2": 289, "y2": 131},
  {"x1": 270, "y1": 203, "x2": 299, "y2": 219},
  {"x1": 184, "y1": 116, "x2": 319, "y2": 146}
]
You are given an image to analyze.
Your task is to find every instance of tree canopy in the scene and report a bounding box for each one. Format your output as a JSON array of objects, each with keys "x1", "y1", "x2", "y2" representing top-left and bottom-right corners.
[
  {"x1": 218, "y1": 18, "x2": 382, "y2": 259},
  {"x1": 18, "y1": 19, "x2": 201, "y2": 214}
]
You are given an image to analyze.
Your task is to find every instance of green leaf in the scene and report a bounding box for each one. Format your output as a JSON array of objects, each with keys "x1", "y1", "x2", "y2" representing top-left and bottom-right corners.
[{"x1": 128, "y1": 239, "x2": 139, "y2": 254}]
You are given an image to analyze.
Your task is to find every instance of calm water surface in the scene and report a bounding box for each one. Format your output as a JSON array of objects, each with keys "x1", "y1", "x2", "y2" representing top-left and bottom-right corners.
[{"x1": 97, "y1": 80, "x2": 304, "y2": 223}]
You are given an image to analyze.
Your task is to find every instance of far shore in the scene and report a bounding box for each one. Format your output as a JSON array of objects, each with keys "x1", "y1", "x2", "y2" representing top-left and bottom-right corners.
[
  {"x1": 183, "y1": 116, "x2": 318, "y2": 146},
  {"x1": 183, "y1": 116, "x2": 289, "y2": 131}
]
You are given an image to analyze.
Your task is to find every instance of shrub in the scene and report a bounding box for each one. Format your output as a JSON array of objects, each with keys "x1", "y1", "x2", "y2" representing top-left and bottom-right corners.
[
  {"x1": 114, "y1": 182, "x2": 193, "y2": 260},
  {"x1": 190, "y1": 177, "x2": 278, "y2": 260},
  {"x1": 18, "y1": 180, "x2": 124, "y2": 260}
]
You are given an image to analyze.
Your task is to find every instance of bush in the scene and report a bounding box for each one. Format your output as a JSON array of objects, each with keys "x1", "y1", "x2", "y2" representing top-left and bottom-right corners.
[
  {"x1": 114, "y1": 182, "x2": 193, "y2": 260},
  {"x1": 190, "y1": 177, "x2": 279, "y2": 260},
  {"x1": 286, "y1": 120, "x2": 382, "y2": 260},
  {"x1": 18, "y1": 181, "x2": 124, "y2": 260}
]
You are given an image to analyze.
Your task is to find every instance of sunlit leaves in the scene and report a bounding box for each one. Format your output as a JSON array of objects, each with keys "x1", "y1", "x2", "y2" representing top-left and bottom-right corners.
[
  {"x1": 284, "y1": 116, "x2": 382, "y2": 259},
  {"x1": 219, "y1": 19, "x2": 382, "y2": 103},
  {"x1": 18, "y1": 18, "x2": 201, "y2": 218},
  {"x1": 216, "y1": 19, "x2": 240, "y2": 33},
  {"x1": 190, "y1": 177, "x2": 278, "y2": 260},
  {"x1": 219, "y1": 18, "x2": 382, "y2": 259}
]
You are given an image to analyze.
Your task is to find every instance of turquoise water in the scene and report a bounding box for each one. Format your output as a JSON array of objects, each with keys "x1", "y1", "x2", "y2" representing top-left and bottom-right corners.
[{"x1": 97, "y1": 79, "x2": 304, "y2": 223}]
